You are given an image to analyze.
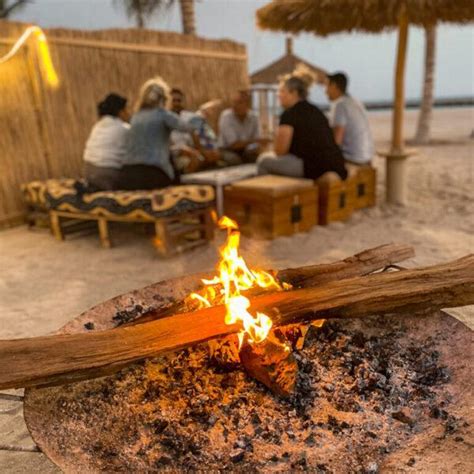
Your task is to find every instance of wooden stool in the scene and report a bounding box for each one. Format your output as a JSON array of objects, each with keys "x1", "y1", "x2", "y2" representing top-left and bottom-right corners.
[
  {"x1": 354, "y1": 166, "x2": 377, "y2": 210},
  {"x1": 318, "y1": 174, "x2": 356, "y2": 225},
  {"x1": 224, "y1": 175, "x2": 318, "y2": 239}
]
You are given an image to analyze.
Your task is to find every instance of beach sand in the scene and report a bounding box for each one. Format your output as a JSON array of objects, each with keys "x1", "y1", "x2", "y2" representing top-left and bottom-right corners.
[{"x1": 0, "y1": 106, "x2": 472, "y2": 472}]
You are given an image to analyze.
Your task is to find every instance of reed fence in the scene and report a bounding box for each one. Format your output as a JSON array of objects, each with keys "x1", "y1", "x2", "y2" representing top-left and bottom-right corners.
[{"x1": 0, "y1": 20, "x2": 248, "y2": 228}]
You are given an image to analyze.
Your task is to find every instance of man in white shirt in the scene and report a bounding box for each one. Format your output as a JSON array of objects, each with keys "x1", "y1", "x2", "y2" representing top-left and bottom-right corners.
[
  {"x1": 326, "y1": 73, "x2": 374, "y2": 166},
  {"x1": 83, "y1": 93, "x2": 130, "y2": 190},
  {"x1": 218, "y1": 90, "x2": 265, "y2": 164}
]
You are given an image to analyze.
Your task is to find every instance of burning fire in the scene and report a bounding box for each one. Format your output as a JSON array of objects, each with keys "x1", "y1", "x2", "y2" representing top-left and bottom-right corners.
[{"x1": 187, "y1": 216, "x2": 290, "y2": 347}]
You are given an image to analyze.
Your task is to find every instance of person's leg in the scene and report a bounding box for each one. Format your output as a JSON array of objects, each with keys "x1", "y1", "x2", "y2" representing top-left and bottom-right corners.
[
  {"x1": 257, "y1": 153, "x2": 304, "y2": 177},
  {"x1": 84, "y1": 163, "x2": 121, "y2": 191},
  {"x1": 218, "y1": 150, "x2": 242, "y2": 168},
  {"x1": 315, "y1": 171, "x2": 342, "y2": 185},
  {"x1": 120, "y1": 165, "x2": 173, "y2": 190},
  {"x1": 241, "y1": 145, "x2": 260, "y2": 163}
]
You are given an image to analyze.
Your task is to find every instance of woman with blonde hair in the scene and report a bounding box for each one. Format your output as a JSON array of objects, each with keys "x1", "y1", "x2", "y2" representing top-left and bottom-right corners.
[
  {"x1": 121, "y1": 76, "x2": 198, "y2": 190},
  {"x1": 257, "y1": 65, "x2": 347, "y2": 182}
]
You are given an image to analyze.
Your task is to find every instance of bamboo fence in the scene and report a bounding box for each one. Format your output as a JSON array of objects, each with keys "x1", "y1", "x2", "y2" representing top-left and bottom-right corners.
[{"x1": 0, "y1": 20, "x2": 248, "y2": 228}]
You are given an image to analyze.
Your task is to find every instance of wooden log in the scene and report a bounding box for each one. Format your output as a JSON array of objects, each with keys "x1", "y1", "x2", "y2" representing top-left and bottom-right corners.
[
  {"x1": 239, "y1": 332, "x2": 298, "y2": 397},
  {"x1": 0, "y1": 255, "x2": 472, "y2": 390},
  {"x1": 277, "y1": 242, "x2": 414, "y2": 288},
  {"x1": 127, "y1": 243, "x2": 415, "y2": 326}
]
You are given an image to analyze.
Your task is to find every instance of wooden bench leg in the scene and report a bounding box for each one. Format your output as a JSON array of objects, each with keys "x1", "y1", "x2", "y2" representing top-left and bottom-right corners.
[
  {"x1": 50, "y1": 211, "x2": 64, "y2": 241},
  {"x1": 154, "y1": 219, "x2": 171, "y2": 257},
  {"x1": 97, "y1": 218, "x2": 111, "y2": 249},
  {"x1": 203, "y1": 208, "x2": 215, "y2": 241}
]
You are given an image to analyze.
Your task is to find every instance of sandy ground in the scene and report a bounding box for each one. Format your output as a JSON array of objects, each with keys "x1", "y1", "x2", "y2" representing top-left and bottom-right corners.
[{"x1": 0, "y1": 106, "x2": 473, "y2": 472}]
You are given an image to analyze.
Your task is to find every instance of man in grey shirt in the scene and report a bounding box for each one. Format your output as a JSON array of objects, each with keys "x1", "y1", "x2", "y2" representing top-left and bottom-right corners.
[
  {"x1": 326, "y1": 72, "x2": 374, "y2": 165},
  {"x1": 218, "y1": 90, "x2": 264, "y2": 164}
]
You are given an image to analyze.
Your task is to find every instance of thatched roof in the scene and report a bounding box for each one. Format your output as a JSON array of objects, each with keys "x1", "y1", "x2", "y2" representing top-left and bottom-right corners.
[
  {"x1": 257, "y1": 0, "x2": 474, "y2": 36},
  {"x1": 250, "y1": 37, "x2": 326, "y2": 85}
]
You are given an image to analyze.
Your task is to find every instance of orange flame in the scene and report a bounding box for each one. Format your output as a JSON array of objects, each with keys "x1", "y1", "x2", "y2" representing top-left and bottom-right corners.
[{"x1": 188, "y1": 216, "x2": 289, "y2": 346}]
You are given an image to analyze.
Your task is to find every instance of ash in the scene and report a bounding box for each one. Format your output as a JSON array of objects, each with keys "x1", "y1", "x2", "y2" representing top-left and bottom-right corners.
[{"x1": 50, "y1": 316, "x2": 464, "y2": 472}]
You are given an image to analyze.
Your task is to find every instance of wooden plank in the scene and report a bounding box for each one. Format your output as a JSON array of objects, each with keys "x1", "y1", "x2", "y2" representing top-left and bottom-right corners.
[
  {"x1": 0, "y1": 36, "x2": 247, "y2": 61},
  {"x1": 0, "y1": 254, "x2": 471, "y2": 390}
]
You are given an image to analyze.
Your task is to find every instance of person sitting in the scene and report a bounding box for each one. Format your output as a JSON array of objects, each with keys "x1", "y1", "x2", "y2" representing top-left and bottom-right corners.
[
  {"x1": 120, "y1": 77, "x2": 198, "y2": 190},
  {"x1": 169, "y1": 89, "x2": 220, "y2": 173},
  {"x1": 83, "y1": 93, "x2": 130, "y2": 191},
  {"x1": 218, "y1": 90, "x2": 264, "y2": 165},
  {"x1": 326, "y1": 72, "x2": 374, "y2": 167},
  {"x1": 257, "y1": 66, "x2": 348, "y2": 183}
]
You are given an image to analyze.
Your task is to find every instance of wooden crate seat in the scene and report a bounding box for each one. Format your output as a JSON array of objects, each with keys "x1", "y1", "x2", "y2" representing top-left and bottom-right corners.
[
  {"x1": 224, "y1": 175, "x2": 318, "y2": 239},
  {"x1": 353, "y1": 166, "x2": 377, "y2": 210},
  {"x1": 317, "y1": 173, "x2": 357, "y2": 225}
]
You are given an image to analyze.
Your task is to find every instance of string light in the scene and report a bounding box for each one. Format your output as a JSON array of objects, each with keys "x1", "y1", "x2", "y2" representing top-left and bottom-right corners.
[{"x1": 0, "y1": 25, "x2": 59, "y2": 88}]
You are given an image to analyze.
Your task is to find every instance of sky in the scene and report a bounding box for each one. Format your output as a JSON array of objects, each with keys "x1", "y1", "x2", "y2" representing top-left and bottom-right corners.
[{"x1": 10, "y1": 0, "x2": 474, "y2": 104}]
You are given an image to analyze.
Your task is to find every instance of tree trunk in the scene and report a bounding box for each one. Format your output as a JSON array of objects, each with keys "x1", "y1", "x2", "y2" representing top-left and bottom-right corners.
[
  {"x1": 136, "y1": 10, "x2": 145, "y2": 28},
  {"x1": 179, "y1": 0, "x2": 196, "y2": 35},
  {"x1": 0, "y1": 254, "x2": 472, "y2": 390},
  {"x1": 413, "y1": 24, "x2": 437, "y2": 145}
]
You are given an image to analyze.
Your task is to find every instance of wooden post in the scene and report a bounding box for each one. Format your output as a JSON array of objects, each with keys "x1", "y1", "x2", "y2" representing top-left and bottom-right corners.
[
  {"x1": 384, "y1": 5, "x2": 411, "y2": 205},
  {"x1": 392, "y1": 6, "x2": 409, "y2": 154}
]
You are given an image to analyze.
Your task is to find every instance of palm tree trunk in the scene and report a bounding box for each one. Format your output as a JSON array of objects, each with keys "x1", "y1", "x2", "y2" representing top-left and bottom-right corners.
[
  {"x1": 179, "y1": 0, "x2": 196, "y2": 35},
  {"x1": 414, "y1": 24, "x2": 436, "y2": 144}
]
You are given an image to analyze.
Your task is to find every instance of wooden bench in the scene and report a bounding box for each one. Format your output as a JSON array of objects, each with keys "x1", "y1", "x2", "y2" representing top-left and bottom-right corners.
[
  {"x1": 224, "y1": 175, "x2": 318, "y2": 239},
  {"x1": 22, "y1": 179, "x2": 216, "y2": 257},
  {"x1": 50, "y1": 207, "x2": 214, "y2": 257}
]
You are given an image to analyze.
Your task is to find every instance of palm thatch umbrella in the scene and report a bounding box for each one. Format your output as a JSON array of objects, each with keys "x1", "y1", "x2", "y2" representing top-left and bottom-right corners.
[
  {"x1": 257, "y1": 0, "x2": 473, "y2": 205},
  {"x1": 250, "y1": 37, "x2": 326, "y2": 85}
]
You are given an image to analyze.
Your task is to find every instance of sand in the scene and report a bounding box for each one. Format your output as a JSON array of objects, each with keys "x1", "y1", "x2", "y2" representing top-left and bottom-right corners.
[{"x1": 0, "y1": 106, "x2": 473, "y2": 472}]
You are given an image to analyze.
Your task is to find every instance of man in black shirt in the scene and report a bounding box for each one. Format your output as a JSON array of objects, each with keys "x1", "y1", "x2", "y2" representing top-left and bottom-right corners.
[{"x1": 257, "y1": 68, "x2": 347, "y2": 182}]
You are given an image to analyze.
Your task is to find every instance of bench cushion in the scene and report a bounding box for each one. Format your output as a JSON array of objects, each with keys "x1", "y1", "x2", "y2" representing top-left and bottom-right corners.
[{"x1": 22, "y1": 179, "x2": 215, "y2": 219}]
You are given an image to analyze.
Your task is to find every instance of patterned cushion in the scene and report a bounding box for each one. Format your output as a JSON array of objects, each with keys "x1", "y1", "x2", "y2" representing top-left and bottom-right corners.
[
  {"x1": 21, "y1": 179, "x2": 76, "y2": 211},
  {"x1": 22, "y1": 179, "x2": 215, "y2": 219}
]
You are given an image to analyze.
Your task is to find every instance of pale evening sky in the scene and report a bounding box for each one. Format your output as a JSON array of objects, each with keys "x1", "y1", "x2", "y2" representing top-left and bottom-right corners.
[{"x1": 10, "y1": 0, "x2": 474, "y2": 104}]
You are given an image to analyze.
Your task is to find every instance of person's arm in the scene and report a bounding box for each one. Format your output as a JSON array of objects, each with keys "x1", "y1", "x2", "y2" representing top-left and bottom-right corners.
[
  {"x1": 164, "y1": 110, "x2": 196, "y2": 133},
  {"x1": 273, "y1": 125, "x2": 293, "y2": 156},
  {"x1": 333, "y1": 125, "x2": 345, "y2": 145},
  {"x1": 332, "y1": 102, "x2": 347, "y2": 146}
]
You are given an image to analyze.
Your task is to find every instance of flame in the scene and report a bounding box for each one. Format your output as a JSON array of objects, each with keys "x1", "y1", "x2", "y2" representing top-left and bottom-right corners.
[
  {"x1": 0, "y1": 26, "x2": 59, "y2": 88},
  {"x1": 187, "y1": 216, "x2": 289, "y2": 346}
]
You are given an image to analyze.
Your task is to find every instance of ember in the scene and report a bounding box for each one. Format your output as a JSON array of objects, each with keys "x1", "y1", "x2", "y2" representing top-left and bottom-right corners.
[{"x1": 24, "y1": 312, "x2": 473, "y2": 472}]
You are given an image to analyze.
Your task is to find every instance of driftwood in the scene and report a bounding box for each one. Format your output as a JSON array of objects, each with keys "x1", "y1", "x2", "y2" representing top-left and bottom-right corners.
[{"x1": 0, "y1": 254, "x2": 472, "y2": 390}]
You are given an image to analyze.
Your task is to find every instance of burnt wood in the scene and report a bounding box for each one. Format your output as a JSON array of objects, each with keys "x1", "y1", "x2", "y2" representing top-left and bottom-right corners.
[{"x1": 0, "y1": 254, "x2": 472, "y2": 390}]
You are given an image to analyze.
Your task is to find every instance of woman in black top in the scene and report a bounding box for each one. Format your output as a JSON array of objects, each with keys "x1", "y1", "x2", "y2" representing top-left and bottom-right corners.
[{"x1": 257, "y1": 67, "x2": 347, "y2": 181}]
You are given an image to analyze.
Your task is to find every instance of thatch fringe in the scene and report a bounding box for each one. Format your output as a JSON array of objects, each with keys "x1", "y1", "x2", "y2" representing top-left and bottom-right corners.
[{"x1": 256, "y1": 0, "x2": 474, "y2": 36}]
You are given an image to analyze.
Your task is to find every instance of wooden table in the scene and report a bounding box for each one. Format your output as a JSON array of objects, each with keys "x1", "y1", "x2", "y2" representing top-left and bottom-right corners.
[{"x1": 181, "y1": 164, "x2": 258, "y2": 216}]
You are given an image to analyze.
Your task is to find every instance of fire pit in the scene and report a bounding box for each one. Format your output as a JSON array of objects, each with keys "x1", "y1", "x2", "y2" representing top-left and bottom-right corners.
[
  {"x1": 23, "y1": 274, "x2": 473, "y2": 471},
  {"x1": 0, "y1": 222, "x2": 469, "y2": 471}
]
